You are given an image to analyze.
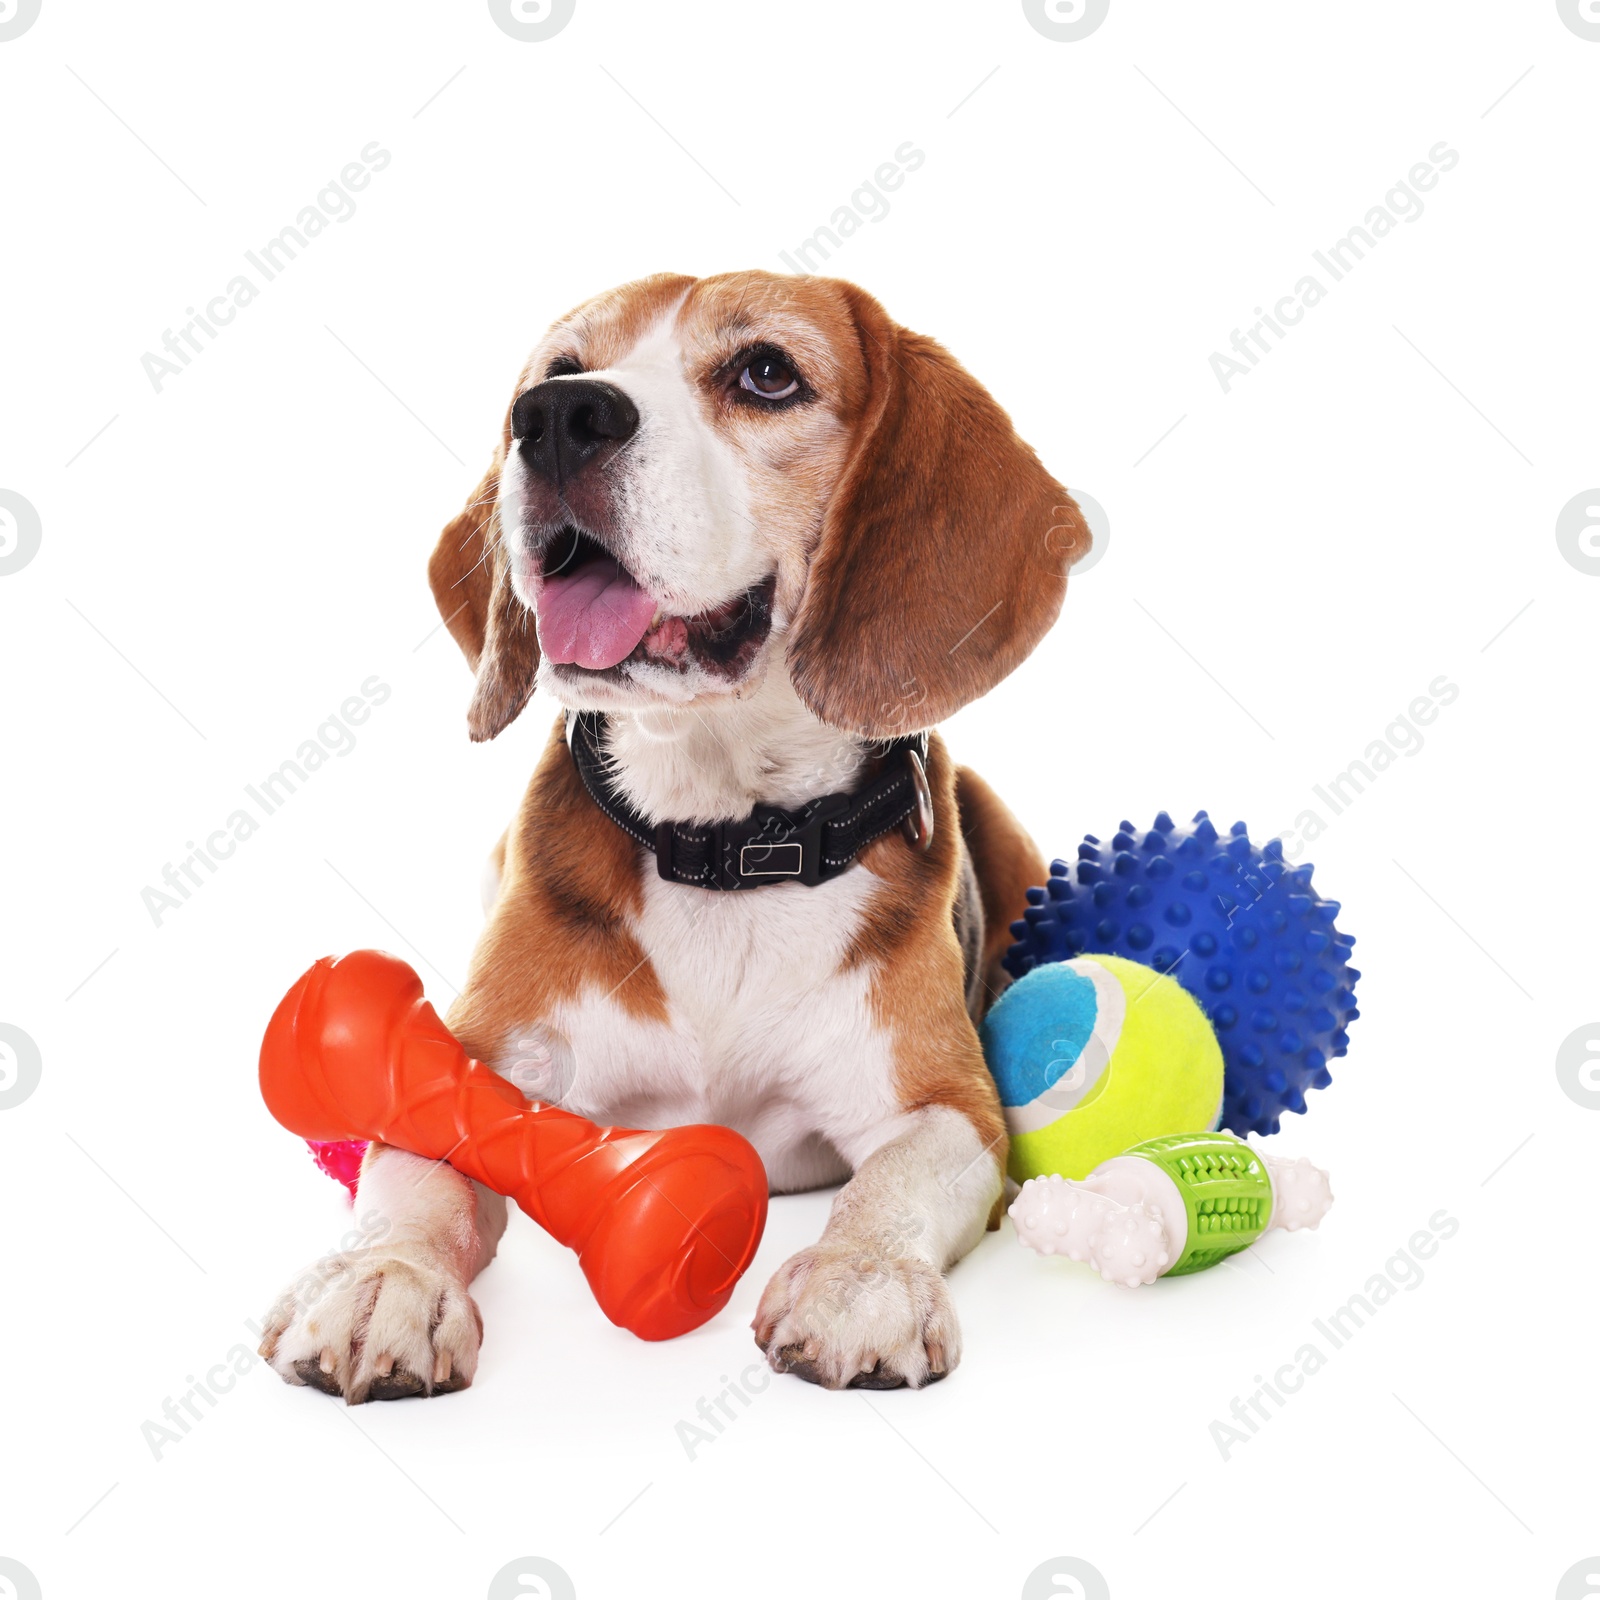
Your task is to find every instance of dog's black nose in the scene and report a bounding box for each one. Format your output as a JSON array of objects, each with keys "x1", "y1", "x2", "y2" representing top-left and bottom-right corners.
[{"x1": 512, "y1": 379, "x2": 640, "y2": 484}]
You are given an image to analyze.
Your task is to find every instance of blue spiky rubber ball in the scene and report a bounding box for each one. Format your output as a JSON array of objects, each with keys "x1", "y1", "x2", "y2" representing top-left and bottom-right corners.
[{"x1": 1002, "y1": 812, "x2": 1359, "y2": 1136}]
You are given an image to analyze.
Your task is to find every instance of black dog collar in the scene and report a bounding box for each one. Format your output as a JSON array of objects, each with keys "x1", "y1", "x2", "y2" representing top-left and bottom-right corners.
[{"x1": 566, "y1": 710, "x2": 933, "y2": 891}]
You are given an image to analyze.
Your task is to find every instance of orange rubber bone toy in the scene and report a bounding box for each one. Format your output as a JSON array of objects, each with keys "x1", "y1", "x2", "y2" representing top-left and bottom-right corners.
[{"x1": 259, "y1": 949, "x2": 768, "y2": 1341}]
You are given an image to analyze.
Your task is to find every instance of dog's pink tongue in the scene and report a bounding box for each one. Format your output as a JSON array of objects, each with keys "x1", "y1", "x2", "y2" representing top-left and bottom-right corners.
[{"x1": 536, "y1": 558, "x2": 659, "y2": 670}]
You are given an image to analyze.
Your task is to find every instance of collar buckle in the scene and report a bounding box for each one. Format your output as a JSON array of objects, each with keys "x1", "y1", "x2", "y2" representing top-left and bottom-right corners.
[{"x1": 722, "y1": 791, "x2": 852, "y2": 889}]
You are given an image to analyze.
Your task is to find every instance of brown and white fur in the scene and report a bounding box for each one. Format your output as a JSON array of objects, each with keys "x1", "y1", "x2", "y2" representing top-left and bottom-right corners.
[{"x1": 260, "y1": 270, "x2": 1088, "y2": 1399}]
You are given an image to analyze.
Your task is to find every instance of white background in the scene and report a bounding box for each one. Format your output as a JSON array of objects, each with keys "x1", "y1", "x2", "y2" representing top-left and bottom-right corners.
[{"x1": 2, "y1": 2, "x2": 1596, "y2": 1597}]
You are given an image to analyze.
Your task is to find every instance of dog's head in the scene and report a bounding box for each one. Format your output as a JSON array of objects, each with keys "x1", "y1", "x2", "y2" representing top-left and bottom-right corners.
[{"x1": 429, "y1": 270, "x2": 1088, "y2": 741}]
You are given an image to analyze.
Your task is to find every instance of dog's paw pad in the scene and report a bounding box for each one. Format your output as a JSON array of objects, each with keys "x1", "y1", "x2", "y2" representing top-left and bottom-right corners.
[{"x1": 291, "y1": 1358, "x2": 344, "y2": 1397}]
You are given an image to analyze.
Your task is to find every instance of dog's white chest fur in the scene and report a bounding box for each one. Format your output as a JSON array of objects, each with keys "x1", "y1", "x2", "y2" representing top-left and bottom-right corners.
[
  {"x1": 490, "y1": 673, "x2": 916, "y2": 1191},
  {"x1": 501, "y1": 864, "x2": 902, "y2": 1192}
]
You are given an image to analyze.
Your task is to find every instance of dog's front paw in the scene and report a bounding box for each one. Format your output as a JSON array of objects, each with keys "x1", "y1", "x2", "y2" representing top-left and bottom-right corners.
[
  {"x1": 258, "y1": 1248, "x2": 482, "y2": 1405},
  {"x1": 752, "y1": 1245, "x2": 959, "y2": 1390}
]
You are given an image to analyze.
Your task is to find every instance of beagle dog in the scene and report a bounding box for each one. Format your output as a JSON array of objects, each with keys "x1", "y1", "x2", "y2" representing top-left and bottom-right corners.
[{"x1": 260, "y1": 270, "x2": 1088, "y2": 1399}]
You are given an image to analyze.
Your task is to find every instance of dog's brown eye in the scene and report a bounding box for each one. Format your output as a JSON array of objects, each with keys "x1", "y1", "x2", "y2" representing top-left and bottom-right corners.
[
  {"x1": 546, "y1": 355, "x2": 583, "y2": 379},
  {"x1": 739, "y1": 354, "x2": 799, "y2": 400}
]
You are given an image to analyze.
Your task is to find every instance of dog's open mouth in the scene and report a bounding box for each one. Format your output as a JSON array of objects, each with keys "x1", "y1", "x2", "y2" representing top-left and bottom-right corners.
[{"x1": 536, "y1": 528, "x2": 774, "y2": 679}]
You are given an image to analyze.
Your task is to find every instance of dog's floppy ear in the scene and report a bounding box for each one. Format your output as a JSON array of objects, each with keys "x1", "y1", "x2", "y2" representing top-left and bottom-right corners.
[
  {"x1": 427, "y1": 451, "x2": 540, "y2": 742},
  {"x1": 787, "y1": 283, "x2": 1088, "y2": 738}
]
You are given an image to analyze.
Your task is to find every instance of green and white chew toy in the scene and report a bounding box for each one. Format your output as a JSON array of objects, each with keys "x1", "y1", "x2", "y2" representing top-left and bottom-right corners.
[{"x1": 1009, "y1": 1130, "x2": 1333, "y2": 1286}]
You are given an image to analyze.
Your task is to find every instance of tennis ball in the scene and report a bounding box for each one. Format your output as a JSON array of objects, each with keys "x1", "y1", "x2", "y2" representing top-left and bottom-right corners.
[{"x1": 979, "y1": 955, "x2": 1223, "y2": 1183}]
